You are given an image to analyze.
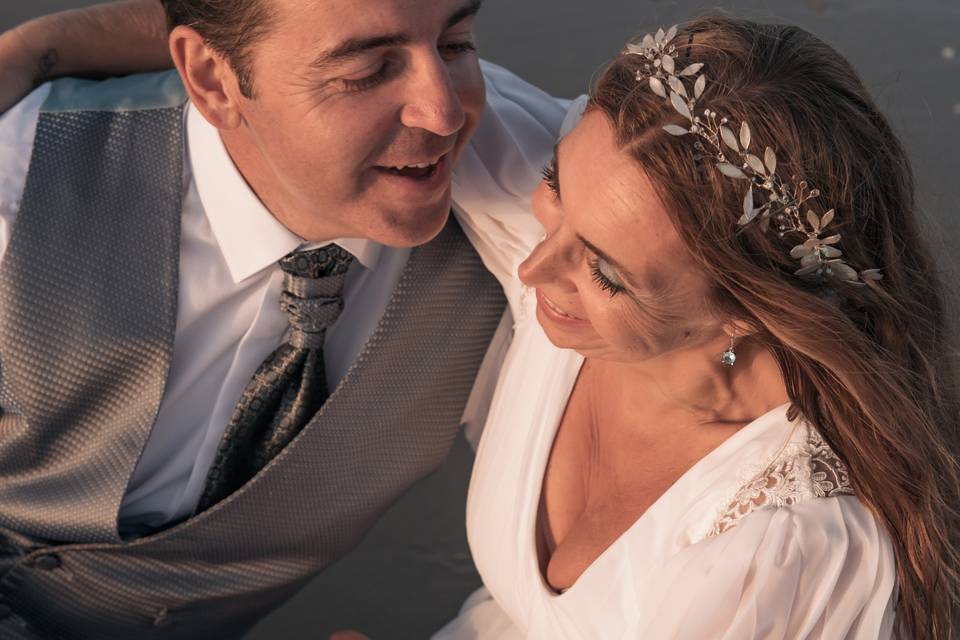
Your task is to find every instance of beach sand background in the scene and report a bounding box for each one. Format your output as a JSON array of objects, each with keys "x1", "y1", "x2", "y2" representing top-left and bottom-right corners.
[{"x1": 2, "y1": 1, "x2": 958, "y2": 638}]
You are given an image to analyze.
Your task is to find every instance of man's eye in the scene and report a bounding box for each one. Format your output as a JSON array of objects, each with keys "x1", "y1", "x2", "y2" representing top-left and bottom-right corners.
[
  {"x1": 440, "y1": 41, "x2": 478, "y2": 58},
  {"x1": 337, "y1": 41, "x2": 474, "y2": 93},
  {"x1": 341, "y1": 62, "x2": 397, "y2": 92}
]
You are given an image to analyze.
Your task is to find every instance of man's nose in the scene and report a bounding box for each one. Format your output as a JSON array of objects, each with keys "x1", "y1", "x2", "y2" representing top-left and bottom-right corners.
[{"x1": 400, "y1": 55, "x2": 466, "y2": 137}]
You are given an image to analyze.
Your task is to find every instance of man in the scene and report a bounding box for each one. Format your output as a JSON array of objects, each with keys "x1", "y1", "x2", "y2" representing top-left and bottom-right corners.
[{"x1": 0, "y1": 1, "x2": 565, "y2": 637}]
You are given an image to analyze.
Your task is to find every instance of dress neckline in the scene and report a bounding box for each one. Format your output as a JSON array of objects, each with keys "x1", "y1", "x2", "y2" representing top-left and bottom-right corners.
[{"x1": 526, "y1": 366, "x2": 794, "y2": 600}]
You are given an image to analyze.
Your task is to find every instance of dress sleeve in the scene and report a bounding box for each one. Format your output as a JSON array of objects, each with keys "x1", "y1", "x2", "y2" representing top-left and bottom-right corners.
[
  {"x1": 630, "y1": 497, "x2": 898, "y2": 640},
  {"x1": 452, "y1": 59, "x2": 586, "y2": 315},
  {"x1": 430, "y1": 586, "x2": 525, "y2": 640}
]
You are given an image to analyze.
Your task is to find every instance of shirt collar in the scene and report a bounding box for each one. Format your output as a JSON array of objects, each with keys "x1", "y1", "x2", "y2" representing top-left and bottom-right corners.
[{"x1": 186, "y1": 103, "x2": 380, "y2": 284}]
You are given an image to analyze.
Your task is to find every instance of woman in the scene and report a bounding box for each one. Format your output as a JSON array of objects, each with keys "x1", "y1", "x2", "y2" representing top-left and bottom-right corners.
[{"x1": 443, "y1": 14, "x2": 960, "y2": 639}]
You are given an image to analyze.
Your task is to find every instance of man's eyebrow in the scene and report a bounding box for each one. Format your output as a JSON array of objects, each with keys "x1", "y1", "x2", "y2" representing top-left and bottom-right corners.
[
  {"x1": 446, "y1": 0, "x2": 484, "y2": 30},
  {"x1": 310, "y1": 0, "x2": 484, "y2": 73},
  {"x1": 310, "y1": 34, "x2": 410, "y2": 72}
]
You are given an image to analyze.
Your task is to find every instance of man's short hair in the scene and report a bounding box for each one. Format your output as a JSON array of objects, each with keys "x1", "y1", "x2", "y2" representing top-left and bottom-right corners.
[{"x1": 160, "y1": 0, "x2": 275, "y2": 98}]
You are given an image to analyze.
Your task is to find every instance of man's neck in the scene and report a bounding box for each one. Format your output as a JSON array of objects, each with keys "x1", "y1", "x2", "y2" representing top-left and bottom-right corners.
[{"x1": 218, "y1": 126, "x2": 347, "y2": 244}]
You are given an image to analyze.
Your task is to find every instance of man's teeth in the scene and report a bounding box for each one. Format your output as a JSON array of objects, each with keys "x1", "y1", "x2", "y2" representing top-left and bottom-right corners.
[{"x1": 391, "y1": 162, "x2": 436, "y2": 170}]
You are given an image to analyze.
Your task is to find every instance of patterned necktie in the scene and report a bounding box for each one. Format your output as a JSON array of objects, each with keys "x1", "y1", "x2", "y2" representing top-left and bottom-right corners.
[{"x1": 197, "y1": 245, "x2": 355, "y2": 512}]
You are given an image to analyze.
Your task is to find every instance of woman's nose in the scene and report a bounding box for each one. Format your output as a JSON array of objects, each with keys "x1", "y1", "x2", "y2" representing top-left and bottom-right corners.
[
  {"x1": 531, "y1": 180, "x2": 560, "y2": 231},
  {"x1": 518, "y1": 224, "x2": 580, "y2": 292},
  {"x1": 522, "y1": 181, "x2": 580, "y2": 290}
]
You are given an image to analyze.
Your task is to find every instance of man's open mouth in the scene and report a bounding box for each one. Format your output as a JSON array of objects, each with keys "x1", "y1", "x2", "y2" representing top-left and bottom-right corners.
[{"x1": 375, "y1": 154, "x2": 447, "y2": 180}]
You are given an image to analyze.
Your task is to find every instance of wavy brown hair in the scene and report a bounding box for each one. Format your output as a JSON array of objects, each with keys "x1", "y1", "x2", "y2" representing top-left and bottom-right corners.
[{"x1": 589, "y1": 14, "x2": 960, "y2": 638}]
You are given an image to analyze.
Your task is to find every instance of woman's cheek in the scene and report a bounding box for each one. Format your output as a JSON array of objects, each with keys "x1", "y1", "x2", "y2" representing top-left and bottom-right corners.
[{"x1": 586, "y1": 295, "x2": 653, "y2": 355}]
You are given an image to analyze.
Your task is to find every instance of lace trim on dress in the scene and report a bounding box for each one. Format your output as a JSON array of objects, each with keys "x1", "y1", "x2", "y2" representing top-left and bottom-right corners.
[{"x1": 706, "y1": 423, "x2": 854, "y2": 538}]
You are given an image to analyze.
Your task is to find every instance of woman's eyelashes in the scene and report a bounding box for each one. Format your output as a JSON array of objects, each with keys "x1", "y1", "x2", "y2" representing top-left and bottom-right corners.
[
  {"x1": 340, "y1": 41, "x2": 477, "y2": 93},
  {"x1": 589, "y1": 257, "x2": 626, "y2": 298},
  {"x1": 541, "y1": 159, "x2": 560, "y2": 199}
]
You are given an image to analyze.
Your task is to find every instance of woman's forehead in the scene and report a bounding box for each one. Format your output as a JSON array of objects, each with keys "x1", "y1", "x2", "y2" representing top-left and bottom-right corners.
[{"x1": 562, "y1": 112, "x2": 685, "y2": 261}]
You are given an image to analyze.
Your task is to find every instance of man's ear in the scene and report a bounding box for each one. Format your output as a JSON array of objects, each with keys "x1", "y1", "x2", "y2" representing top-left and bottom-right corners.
[{"x1": 168, "y1": 25, "x2": 243, "y2": 130}]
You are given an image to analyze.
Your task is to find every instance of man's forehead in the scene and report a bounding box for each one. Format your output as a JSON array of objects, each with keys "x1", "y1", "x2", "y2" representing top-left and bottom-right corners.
[
  {"x1": 273, "y1": 0, "x2": 482, "y2": 37},
  {"x1": 280, "y1": 0, "x2": 482, "y2": 72}
]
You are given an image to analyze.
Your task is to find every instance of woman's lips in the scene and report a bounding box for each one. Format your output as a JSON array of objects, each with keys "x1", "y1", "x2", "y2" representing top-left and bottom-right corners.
[{"x1": 535, "y1": 289, "x2": 590, "y2": 327}]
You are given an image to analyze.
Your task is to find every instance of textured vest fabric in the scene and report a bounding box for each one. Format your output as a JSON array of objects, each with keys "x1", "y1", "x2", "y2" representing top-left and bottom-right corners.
[{"x1": 0, "y1": 72, "x2": 506, "y2": 639}]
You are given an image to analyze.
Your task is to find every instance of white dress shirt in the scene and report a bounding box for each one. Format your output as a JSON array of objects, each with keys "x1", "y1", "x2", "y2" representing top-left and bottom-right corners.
[{"x1": 0, "y1": 61, "x2": 569, "y2": 535}]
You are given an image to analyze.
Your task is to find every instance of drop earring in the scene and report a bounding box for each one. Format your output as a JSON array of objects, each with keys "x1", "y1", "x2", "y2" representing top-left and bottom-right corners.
[{"x1": 721, "y1": 330, "x2": 737, "y2": 367}]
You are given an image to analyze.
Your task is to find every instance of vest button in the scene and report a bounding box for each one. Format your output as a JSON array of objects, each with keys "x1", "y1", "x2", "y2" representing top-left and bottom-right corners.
[{"x1": 30, "y1": 554, "x2": 61, "y2": 571}]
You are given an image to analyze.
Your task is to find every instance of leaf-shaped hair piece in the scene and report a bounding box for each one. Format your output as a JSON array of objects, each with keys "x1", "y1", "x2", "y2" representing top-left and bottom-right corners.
[{"x1": 624, "y1": 26, "x2": 881, "y2": 287}]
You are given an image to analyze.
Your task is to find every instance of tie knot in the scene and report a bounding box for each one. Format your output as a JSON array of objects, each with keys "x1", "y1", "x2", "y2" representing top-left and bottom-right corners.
[
  {"x1": 279, "y1": 245, "x2": 353, "y2": 279},
  {"x1": 278, "y1": 246, "x2": 355, "y2": 348}
]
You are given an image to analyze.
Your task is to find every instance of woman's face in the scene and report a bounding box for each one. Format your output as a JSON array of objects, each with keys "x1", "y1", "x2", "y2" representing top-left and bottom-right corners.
[{"x1": 519, "y1": 110, "x2": 723, "y2": 363}]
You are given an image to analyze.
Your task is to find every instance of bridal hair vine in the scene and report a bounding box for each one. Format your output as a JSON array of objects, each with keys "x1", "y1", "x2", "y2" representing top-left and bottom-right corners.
[{"x1": 624, "y1": 26, "x2": 882, "y2": 287}]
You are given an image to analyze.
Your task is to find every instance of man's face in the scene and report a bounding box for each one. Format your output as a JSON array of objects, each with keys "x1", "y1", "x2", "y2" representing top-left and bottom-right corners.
[{"x1": 221, "y1": 0, "x2": 486, "y2": 246}]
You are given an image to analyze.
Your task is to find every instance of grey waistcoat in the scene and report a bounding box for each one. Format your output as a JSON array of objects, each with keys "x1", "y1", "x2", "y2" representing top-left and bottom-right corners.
[{"x1": 0, "y1": 72, "x2": 505, "y2": 639}]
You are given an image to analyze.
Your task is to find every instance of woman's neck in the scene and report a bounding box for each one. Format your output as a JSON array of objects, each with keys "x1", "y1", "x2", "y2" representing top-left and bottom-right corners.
[{"x1": 591, "y1": 334, "x2": 790, "y2": 427}]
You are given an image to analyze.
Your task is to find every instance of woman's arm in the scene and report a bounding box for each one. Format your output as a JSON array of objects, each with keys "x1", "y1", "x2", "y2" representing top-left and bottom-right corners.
[{"x1": 0, "y1": 0, "x2": 172, "y2": 112}]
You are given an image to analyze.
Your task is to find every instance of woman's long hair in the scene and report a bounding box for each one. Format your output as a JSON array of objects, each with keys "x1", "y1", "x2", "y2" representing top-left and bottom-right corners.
[{"x1": 590, "y1": 14, "x2": 960, "y2": 638}]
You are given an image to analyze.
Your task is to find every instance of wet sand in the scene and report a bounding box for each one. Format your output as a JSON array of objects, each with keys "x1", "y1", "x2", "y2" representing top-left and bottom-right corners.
[{"x1": 2, "y1": 1, "x2": 958, "y2": 638}]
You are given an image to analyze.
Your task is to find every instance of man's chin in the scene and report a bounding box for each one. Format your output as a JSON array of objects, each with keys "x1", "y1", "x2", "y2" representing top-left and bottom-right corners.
[{"x1": 372, "y1": 199, "x2": 453, "y2": 248}]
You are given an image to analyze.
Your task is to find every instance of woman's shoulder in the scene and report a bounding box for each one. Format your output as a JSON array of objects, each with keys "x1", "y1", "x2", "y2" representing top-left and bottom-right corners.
[
  {"x1": 629, "y1": 492, "x2": 898, "y2": 640},
  {"x1": 704, "y1": 421, "x2": 856, "y2": 539},
  {"x1": 706, "y1": 420, "x2": 893, "y2": 583},
  {"x1": 631, "y1": 420, "x2": 898, "y2": 638},
  {"x1": 625, "y1": 434, "x2": 897, "y2": 640}
]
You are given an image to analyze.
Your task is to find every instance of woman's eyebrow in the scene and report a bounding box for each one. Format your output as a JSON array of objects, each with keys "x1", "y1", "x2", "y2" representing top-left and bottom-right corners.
[
  {"x1": 577, "y1": 233, "x2": 659, "y2": 296},
  {"x1": 577, "y1": 234, "x2": 626, "y2": 272}
]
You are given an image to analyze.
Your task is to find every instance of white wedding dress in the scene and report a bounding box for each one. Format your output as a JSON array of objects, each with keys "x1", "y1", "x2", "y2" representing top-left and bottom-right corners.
[{"x1": 439, "y1": 92, "x2": 898, "y2": 638}]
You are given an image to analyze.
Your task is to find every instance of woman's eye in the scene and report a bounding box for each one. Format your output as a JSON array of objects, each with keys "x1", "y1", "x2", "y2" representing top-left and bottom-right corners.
[{"x1": 589, "y1": 258, "x2": 626, "y2": 298}]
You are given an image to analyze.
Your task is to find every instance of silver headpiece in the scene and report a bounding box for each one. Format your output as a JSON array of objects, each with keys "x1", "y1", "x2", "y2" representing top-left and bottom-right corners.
[{"x1": 625, "y1": 26, "x2": 882, "y2": 286}]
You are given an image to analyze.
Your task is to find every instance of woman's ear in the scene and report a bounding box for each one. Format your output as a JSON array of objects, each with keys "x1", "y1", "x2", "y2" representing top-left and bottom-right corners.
[
  {"x1": 721, "y1": 319, "x2": 760, "y2": 342},
  {"x1": 168, "y1": 25, "x2": 243, "y2": 130}
]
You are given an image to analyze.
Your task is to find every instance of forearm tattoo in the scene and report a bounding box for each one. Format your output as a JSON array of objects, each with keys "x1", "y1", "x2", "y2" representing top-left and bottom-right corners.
[{"x1": 33, "y1": 48, "x2": 59, "y2": 87}]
